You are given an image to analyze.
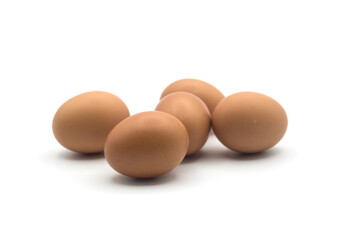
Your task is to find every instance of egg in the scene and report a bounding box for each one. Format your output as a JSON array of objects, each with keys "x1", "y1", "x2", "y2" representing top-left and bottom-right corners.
[
  {"x1": 160, "y1": 79, "x2": 224, "y2": 114},
  {"x1": 155, "y1": 92, "x2": 211, "y2": 155},
  {"x1": 104, "y1": 111, "x2": 189, "y2": 178},
  {"x1": 212, "y1": 92, "x2": 288, "y2": 153},
  {"x1": 52, "y1": 91, "x2": 130, "y2": 153}
]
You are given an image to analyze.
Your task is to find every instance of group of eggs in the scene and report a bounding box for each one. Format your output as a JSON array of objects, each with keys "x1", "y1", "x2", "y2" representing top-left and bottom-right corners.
[{"x1": 53, "y1": 79, "x2": 288, "y2": 178}]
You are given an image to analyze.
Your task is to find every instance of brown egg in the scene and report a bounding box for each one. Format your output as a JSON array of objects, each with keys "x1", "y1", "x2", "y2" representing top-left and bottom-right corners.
[
  {"x1": 155, "y1": 92, "x2": 211, "y2": 155},
  {"x1": 104, "y1": 111, "x2": 189, "y2": 178},
  {"x1": 212, "y1": 92, "x2": 288, "y2": 153},
  {"x1": 160, "y1": 79, "x2": 224, "y2": 114},
  {"x1": 52, "y1": 91, "x2": 130, "y2": 153}
]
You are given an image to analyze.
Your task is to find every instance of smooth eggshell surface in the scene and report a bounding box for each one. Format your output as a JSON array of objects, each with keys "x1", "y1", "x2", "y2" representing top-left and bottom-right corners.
[
  {"x1": 155, "y1": 92, "x2": 211, "y2": 155},
  {"x1": 52, "y1": 91, "x2": 130, "y2": 153},
  {"x1": 160, "y1": 79, "x2": 224, "y2": 115},
  {"x1": 212, "y1": 92, "x2": 288, "y2": 153},
  {"x1": 104, "y1": 111, "x2": 189, "y2": 178}
]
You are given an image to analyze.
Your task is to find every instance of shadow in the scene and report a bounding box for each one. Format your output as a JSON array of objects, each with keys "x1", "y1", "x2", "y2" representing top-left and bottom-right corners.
[
  {"x1": 182, "y1": 150, "x2": 208, "y2": 164},
  {"x1": 208, "y1": 129, "x2": 215, "y2": 136},
  {"x1": 220, "y1": 148, "x2": 282, "y2": 161},
  {"x1": 111, "y1": 172, "x2": 177, "y2": 186},
  {"x1": 183, "y1": 147, "x2": 284, "y2": 164},
  {"x1": 58, "y1": 150, "x2": 105, "y2": 161}
]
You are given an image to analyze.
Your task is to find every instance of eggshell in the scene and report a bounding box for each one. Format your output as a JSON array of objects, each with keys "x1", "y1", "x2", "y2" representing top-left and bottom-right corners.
[
  {"x1": 212, "y1": 92, "x2": 288, "y2": 153},
  {"x1": 160, "y1": 79, "x2": 224, "y2": 114},
  {"x1": 52, "y1": 91, "x2": 130, "y2": 153},
  {"x1": 104, "y1": 111, "x2": 189, "y2": 178},
  {"x1": 155, "y1": 92, "x2": 211, "y2": 155}
]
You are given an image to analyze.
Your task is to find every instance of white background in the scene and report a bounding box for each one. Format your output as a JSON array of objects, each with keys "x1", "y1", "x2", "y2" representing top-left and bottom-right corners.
[{"x1": 1, "y1": 0, "x2": 359, "y2": 239}]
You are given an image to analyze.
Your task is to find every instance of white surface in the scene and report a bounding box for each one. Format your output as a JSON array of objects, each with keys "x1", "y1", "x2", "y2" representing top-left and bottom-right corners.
[{"x1": 1, "y1": 0, "x2": 360, "y2": 239}]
